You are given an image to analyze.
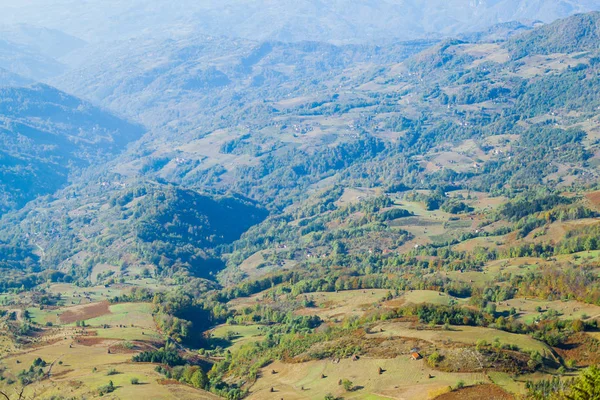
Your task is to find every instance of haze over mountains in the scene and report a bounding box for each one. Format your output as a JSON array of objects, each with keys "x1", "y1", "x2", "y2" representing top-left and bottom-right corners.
[
  {"x1": 0, "y1": 1, "x2": 596, "y2": 83},
  {"x1": 1, "y1": 0, "x2": 599, "y2": 44}
]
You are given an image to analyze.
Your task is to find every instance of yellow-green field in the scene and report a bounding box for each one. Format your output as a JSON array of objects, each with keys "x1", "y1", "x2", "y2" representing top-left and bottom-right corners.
[
  {"x1": 247, "y1": 356, "x2": 487, "y2": 399},
  {"x1": 210, "y1": 324, "x2": 264, "y2": 352},
  {"x1": 0, "y1": 337, "x2": 217, "y2": 399},
  {"x1": 496, "y1": 298, "x2": 600, "y2": 324},
  {"x1": 0, "y1": 297, "x2": 212, "y2": 399},
  {"x1": 370, "y1": 322, "x2": 551, "y2": 356},
  {"x1": 294, "y1": 290, "x2": 390, "y2": 320},
  {"x1": 85, "y1": 302, "x2": 157, "y2": 329}
]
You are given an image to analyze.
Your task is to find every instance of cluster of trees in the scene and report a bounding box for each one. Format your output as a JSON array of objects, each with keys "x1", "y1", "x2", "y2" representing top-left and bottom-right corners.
[
  {"x1": 404, "y1": 190, "x2": 472, "y2": 213},
  {"x1": 526, "y1": 365, "x2": 600, "y2": 400},
  {"x1": 230, "y1": 304, "x2": 321, "y2": 332},
  {"x1": 150, "y1": 289, "x2": 230, "y2": 346},
  {"x1": 498, "y1": 194, "x2": 572, "y2": 221},
  {"x1": 132, "y1": 348, "x2": 184, "y2": 367},
  {"x1": 510, "y1": 265, "x2": 600, "y2": 305},
  {"x1": 17, "y1": 358, "x2": 47, "y2": 385},
  {"x1": 155, "y1": 365, "x2": 209, "y2": 391},
  {"x1": 109, "y1": 286, "x2": 154, "y2": 303},
  {"x1": 476, "y1": 127, "x2": 589, "y2": 191},
  {"x1": 400, "y1": 303, "x2": 494, "y2": 327}
]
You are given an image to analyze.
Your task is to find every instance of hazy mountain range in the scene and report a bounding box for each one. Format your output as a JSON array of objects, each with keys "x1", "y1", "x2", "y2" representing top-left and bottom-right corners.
[{"x1": 1, "y1": 0, "x2": 599, "y2": 45}]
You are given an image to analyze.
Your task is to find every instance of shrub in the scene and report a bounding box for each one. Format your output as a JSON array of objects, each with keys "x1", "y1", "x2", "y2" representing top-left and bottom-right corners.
[
  {"x1": 98, "y1": 380, "x2": 115, "y2": 395},
  {"x1": 428, "y1": 351, "x2": 442, "y2": 367},
  {"x1": 342, "y1": 379, "x2": 353, "y2": 391}
]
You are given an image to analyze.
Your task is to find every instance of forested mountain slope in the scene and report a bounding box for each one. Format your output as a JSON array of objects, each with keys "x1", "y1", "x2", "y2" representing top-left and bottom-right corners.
[
  {"x1": 0, "y1": 83, "x2": 144, "y2": 214},
  {"x1": 0, "y1": 182, "x2": 267, "y2": 287},
  {"x1": 48, "y1": 13, "x2": 600, "y2": 209},
  {"x1": 0, "y1": 39, "x2": 64, "y2": 80},
  {"x1": 52, "y1": 38, "x2": 436, "y2": 129},
  {"x1": 3, "y1": 12, "x2": 600, "y2": 280}
]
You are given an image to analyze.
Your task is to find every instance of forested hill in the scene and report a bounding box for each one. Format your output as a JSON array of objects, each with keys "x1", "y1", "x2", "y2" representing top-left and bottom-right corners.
[
  {"x1": 507, "y1": 11, "x2": 600, "y2": 58},
  {"x1": 0, "y1": 83, "x2": 144, "y2": 215},
  {"x1": 0, "y1": 182, "x2": 267, "y2": 286}
]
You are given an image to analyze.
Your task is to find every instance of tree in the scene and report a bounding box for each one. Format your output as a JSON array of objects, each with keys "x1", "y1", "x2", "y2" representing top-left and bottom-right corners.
[
  {"x1": 342, "y1": 379, "x2": 353, "y2": 391},
  {"x1": 182, "y1": 366, "x2": 197, "y2": 383},
  {"x1": 332, "y1": 241, "x2": 347, "y2": 256},
  {"x1": 190, "y1": 369, "x2": 207, "y2": 389},
  {"x1": 567, "y1": 365, "x2": 600, "y2": 400},
  {"x1": 428, "y1": 351, "x2": 442, "y2": 367},
  {"x1": 528, "y1": 351, "x2": 543, "y2": 370},
  {"x1": 476, "y1": 339, "x2": 487, "y2": 351},
  {"x1": 98, "y1": 380, "x2": 116, "y2": 395},
  {"x1": 572, "y1": 319, "x2": 584, "y2": 333}
]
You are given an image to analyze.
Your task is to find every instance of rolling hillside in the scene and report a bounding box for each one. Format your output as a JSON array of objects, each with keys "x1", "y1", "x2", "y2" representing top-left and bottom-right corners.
[{"x1": 1, "y1": 10, "x2": 600, "y2": 400}]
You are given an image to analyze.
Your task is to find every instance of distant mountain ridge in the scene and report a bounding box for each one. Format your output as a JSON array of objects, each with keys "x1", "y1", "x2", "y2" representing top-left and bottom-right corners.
[
  {"x1": 0, "y1": 67, "x2": 33, "y2": 87},
  {"x1": 0, "y1": 38, "x2": 64, "y2": 80},
  {"x1": 0, "y1": 0, "x2": 598, "y2": 44},
  {"x1": 0, "y1": 24, "x2": 86, "y2": 59}
]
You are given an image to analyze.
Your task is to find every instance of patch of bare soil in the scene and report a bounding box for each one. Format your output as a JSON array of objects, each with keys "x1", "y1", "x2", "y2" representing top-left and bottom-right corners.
[
  {"x1": 110, "y1": 341, "x2": 156, "y2": 354},
  {"x1": 51, "y1": 369, "x2": 75, "y2": 379},
  {"x1": 585, "y1": 191, "x2": 600, "y2": 209},
  {"x1": 67, "y1": 380, "x2": 84, "y2": 389},
  {"x1": 362, "y1": 336, "x2": 434, "y2": 359},
  {"x1": 382, "y1": 298, "x2": 406, "y2": 308},
  {"x1": 75, "y1": 336, "x2": 107, "y2": 346},
  {"x1": 59, "y1": 301, "x2": 110, "y2": 324},
  {"x1": 158, "y1": 379, "x2": 184, "y2": 386},
  {"x1": 292, "y1": 329, "x2": 435, "y2": 362},
  {"x1": 555, "y1": 332, "x2": 600, "y2": 368}
]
